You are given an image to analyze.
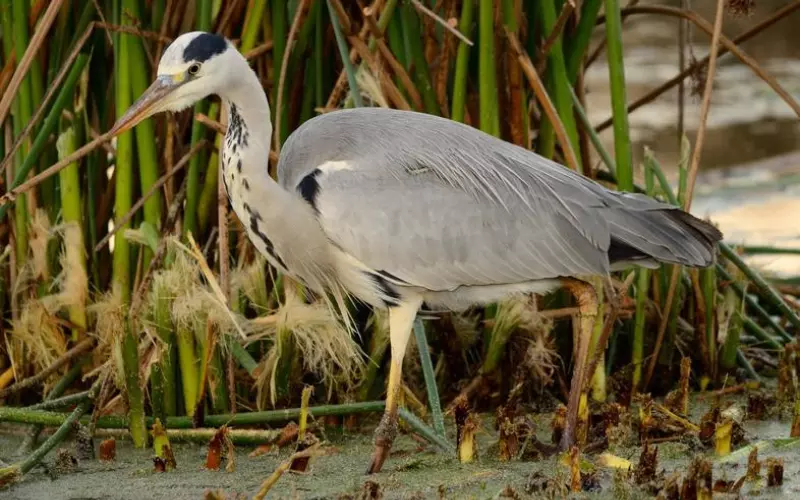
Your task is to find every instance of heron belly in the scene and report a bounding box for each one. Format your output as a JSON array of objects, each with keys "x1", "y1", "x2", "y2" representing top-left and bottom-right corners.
[{"x1": 421, "y1": 279, "x2": 562, "y2": 311}]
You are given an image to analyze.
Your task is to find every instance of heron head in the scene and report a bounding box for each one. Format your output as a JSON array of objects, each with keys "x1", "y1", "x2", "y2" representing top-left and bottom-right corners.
[{"x1": 110, "y1": 31, "x2": 238, "y2": 136}]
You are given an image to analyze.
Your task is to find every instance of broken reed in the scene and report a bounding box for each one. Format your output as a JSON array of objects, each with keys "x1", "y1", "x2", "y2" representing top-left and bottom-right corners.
[{"x1": 0, "y1": 0, "x2": 799, "y2": 464}]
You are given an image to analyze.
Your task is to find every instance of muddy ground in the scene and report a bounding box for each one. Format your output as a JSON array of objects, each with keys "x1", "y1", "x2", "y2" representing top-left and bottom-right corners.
[{"x1": 1, "y1": 394, "x2": 799, "y2": 500}]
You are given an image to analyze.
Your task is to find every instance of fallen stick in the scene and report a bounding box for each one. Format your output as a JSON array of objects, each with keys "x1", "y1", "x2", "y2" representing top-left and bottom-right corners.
[
  {"x1": 0, "y1": 382, "x2": 98, "y2": 487},
  {"x1": 0, "y1": 338, "x2": 96, "y2": 400}
]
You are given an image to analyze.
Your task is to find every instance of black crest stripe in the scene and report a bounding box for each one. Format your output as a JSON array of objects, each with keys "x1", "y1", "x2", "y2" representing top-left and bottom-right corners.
[{"x1": 183, "y1": 33, "x2": 227, "y2": 63}]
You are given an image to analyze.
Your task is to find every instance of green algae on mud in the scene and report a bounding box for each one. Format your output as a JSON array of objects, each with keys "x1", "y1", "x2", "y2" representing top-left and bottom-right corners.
[
  {"x1": 1, "y1": 395, "x2": 799, "y2": 499},
  {"x1": 0, "y1": 422, "x2": 553, "y2": 500}
]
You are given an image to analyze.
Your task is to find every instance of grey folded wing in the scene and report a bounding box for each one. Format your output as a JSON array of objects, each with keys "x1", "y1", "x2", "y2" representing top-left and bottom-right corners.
[{"x1": 309, "y1": 166, "x2": 613, "y2": 292}]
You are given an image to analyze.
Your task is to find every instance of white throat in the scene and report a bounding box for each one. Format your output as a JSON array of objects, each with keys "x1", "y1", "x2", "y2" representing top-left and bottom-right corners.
[{"x1": 217, "y1": 61, "x2": 288, "y2": 272}]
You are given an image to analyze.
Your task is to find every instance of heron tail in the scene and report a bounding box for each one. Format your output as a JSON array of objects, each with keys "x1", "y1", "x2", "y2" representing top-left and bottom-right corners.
[{"x1": 605, "y1": 200, "x2": 723, "y2": 269}]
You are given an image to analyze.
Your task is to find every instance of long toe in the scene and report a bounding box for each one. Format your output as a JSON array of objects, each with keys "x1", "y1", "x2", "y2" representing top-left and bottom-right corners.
[
  {"x1": 559, "y1": 422, "x2": 575, "y2": 452},
  {"x1": 365, "y1": 411, "x2": 399, "y2": 474},
  {"x1": 366, "y1": 445, "x2": 389, "y2": 474}
]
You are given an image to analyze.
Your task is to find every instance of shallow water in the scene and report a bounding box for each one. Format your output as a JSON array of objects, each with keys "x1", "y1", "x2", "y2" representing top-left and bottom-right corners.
[{"x1": 582, "y1": 2, "x2": 800, "y2": 277}]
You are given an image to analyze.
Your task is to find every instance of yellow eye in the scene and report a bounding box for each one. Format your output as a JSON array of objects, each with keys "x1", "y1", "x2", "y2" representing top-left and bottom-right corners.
[{"x1": 188, "y1": 63, "x2": 201, "y2": 76}]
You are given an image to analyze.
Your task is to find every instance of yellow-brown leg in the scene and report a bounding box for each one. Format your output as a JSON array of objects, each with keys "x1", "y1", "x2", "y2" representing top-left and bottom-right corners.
[
  {"x1": 367, "y1": 296, "x2": 423, "y2": 474},
  {"x1": 560, "y1": 278, "x2": 598, "y2": 451}
]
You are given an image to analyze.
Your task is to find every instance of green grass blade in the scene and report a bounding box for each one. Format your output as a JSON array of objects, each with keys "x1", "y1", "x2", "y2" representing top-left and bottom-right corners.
[{"x1": 413, "y1": 318, "x2": 445, "y2": 438}]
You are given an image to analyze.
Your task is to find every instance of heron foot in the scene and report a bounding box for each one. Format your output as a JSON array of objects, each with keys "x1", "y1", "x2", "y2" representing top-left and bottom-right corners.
[{"x1": 366, "y1": 410, "x2": 399, "y2": 474}]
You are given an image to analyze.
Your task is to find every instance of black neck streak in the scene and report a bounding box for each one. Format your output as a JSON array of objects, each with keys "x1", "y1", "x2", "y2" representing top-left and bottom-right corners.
[{"x1": 227, "y1": 104, "x2": 249, "y2": 149}]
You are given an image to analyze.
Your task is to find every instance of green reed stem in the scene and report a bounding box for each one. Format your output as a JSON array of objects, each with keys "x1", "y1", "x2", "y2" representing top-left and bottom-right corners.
[
  {"x1": 113, "y1": 2, "x2": 134, "y2": 302},
  {"x1": 24, "y1": 390, "x2": 91, "y2": 412},
  {"x1": 478, "y1": 0, "x2": 499, "y2": 136},
  {"x1": 242, "y1": 0, "x2": 267, "y2": 51},
  {"x1": 176, "y1": 325, "x2": 200, "y2": 416},
  {"x1": 15, "y1": 360, "x2": 86, "y2": 453},
  {"x1": 314, "y1": 3, "x2": 325, "y2": 108},
  {"x1": 738, "y1": 246, "x2": 800, "y2": 256},
  {"x1": 741, "y1": 315, "x2": 782, "y2": 351},
  {"x1": 153, "y1": 282, "x2": 177, "y2": 416},
  {"x1": 720, "y1": 245, "x2": 800, "y2": 334},
  {"x1": 719, "y1": 278, "x2": 744, "y2": 372},
  {"x1": 736, "y1": 350, "x2": 759, "y2": 381},
  {"x1": 401, "y1": 4, "x2": 439, "y2": 115},
  {"x1": 0, "y1": 54, "x2": 89, "y2": 223},
  {"x1": 565, "y1": 0, "x2": 603, "y2": 82},
  {"x1": 13, "y1": 0, "x2": 48, "y2": 206},
  {"x1": 328, "y1": 0, "x2": 362, "y2": 107},
  {"x1": 0, "y1": 384, "x2": 97, "y2": 486},
  {"x1": 271, "y1": 0, "x2": 287, "y2": 118},
  {"x1": 603, "y1": 0, "x2": 633, "y2": 191},
  {"x1": 228, "y1": 338, "x2": 259, "y2": 377},
  {"x1": 4, "y1": 4, "x2": 29, "y2": 264},
  {"x1": 124, "y1": 0, "x2": 162, "y2": 268},
  {"x1": 702, "y1": 266, "x2": 717, "y2": 376},
  {"x1": 0, "y1": 401, "x2": 386, "y2": 429},
  {"x1": 183, "y1": 0, "x2": 213, "y2": 238},
  {"x1": 398, "y1": 407, "x2": 455, "y2": 454},
  {"x1": 571, "y1": 88, "x2": 615, "y2": 177},
  {"x1": 539, "y1": 0, "x2": 580, "y2": 165},
  {"x1": 632, "y1": 269, "x2": 650, "y2": 389},
  {"x1": 97, "y1": 427, "x2": 285, "y2": 446},
  {"x1": 716, "y1": 265, "x2": 792, "y2": 343},
  {"x1": 56, "y1": 120, "x2": 88, "y2": 340},
  {"x1": 122, "y1": 322, "x2": 147, "y2": 448},
  {"x1": 451, "y1": 0, "x2": 474, "y2": 123}
]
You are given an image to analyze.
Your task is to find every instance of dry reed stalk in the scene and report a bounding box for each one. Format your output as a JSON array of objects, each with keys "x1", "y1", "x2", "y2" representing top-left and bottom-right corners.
[
  {"x1": 361, "y1": 7, "x2": 424, "y2": 109},
  {"x1": 0, "y1": 337, "x2": 95, "y2": 400},
  {"x1": 93, "y1": 140, "x2": 208, "y2": 252},
  {"x1": 540, "y1": 0, "x2": 575, "y2": 64},
  {"x1": 0, "y1": 0, "x2": 65, "y2": 128},
  {"x1": 643, "y1": 0, "x2": 727, "y2": 390},
  {"x1": 274, "y1": 0, "x2": 312, "y2": 153},
  {"x1": 348, "y1": 35, "x2": 410, "y2": 110},
  {"x1": 505, "y1": 29, "x2": 580, "y2": 172}
]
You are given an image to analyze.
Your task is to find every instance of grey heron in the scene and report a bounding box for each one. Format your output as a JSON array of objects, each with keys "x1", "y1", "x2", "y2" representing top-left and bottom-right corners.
[{"x1": 111, "y1": 32, "x2": 722, "y2": 473}]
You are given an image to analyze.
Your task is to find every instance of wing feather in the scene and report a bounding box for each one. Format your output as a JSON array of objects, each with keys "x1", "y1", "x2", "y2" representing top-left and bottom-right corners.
[{"x1": 275, "y1": 108, "x2": 720, "y2": 292}]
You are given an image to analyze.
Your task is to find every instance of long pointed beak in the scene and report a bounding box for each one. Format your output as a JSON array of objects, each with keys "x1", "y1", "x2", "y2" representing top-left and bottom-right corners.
[{"x1": 109, "y1": 75, "x2": 180, "y2": 136}]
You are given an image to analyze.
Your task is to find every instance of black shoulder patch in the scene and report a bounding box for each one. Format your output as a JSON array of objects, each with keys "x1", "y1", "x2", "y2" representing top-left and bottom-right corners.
[
  {"x1": 183, "y1": 33, "x2": 228, "y2": 63},
  {"x1": 297, "y1": 169, "x2": 322, "y2": 212}
]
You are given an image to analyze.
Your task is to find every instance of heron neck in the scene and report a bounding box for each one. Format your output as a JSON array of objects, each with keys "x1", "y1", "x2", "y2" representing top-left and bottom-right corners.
[{"x1": 220, "y1": 67, "x2": 273, "y2": 178}]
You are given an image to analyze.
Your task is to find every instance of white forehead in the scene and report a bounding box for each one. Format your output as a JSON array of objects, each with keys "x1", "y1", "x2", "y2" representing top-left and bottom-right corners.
[{"x1": 158, "y1": 31, "x2": 231, "y2": 73}]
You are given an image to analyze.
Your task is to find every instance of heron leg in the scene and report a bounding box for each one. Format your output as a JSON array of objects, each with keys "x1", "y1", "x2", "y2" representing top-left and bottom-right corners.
[
  {"x1": 367, "y1": 296, "x2": 423, "y2": 474},
  {"x1": 560, "y1": 278, "x2": 598, "y2": 451}
]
